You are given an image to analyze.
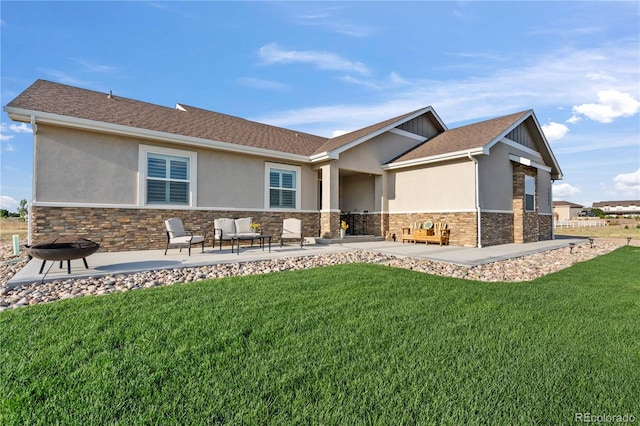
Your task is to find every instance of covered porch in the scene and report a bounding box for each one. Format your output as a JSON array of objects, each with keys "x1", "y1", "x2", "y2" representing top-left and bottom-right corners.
[{"x1": 316, "y1": 162, "x2": 385, "y2": 239}]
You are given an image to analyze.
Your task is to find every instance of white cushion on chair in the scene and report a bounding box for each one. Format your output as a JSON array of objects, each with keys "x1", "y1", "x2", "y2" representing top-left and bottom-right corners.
[
  {"x1": 281, "y1": 218, "x2": 302, "y2": 238},
  {"x1": 214, "y1": 218, "x2": 237, "y2": 240},
  {"x1": 234, "y1": 217, "x2": 253, "y2": 234},
  {"x1": 172, "y1": 235, "x2": 204, "y2": 244},
  {"x1": 165, "y1": 217, "x2": 187, "y2": 239}
]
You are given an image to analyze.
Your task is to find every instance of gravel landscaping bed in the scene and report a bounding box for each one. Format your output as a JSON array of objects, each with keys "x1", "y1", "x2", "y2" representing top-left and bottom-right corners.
[{"x1": 0, "y1": 239, "x2": 622, "y2": 311}]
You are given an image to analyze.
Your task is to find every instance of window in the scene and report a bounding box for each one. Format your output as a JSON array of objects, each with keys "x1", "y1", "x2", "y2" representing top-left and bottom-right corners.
[
  {"x1": 139, "y1": 145, "x2": 197, "y2": 206},
  {"x1": 524, "y1": 175, "x2": 535, "y2": 212},
  {"x1": 265, "y1": 162, "x2": 300, "y2": 209}
]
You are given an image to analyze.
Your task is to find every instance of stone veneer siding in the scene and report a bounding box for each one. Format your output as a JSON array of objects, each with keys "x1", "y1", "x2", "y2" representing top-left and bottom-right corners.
[
  {"x1": 387, "y1": 212, "x2": 477, "y2": 247},
  {"x1": 320, "y1": 211, "x2": 340, "y2": 239},
  {"x1": 31, "y1": 206, "x2": 320, "y2": 252},
  {"x1": 538, "y1": 214, "x2": 553, "y2": 241},
  {"x1": 512, "y1": 163, "x2": 553, "y2": 243},
  {"x1": 480, "y1": 212, "x2": 514, "y2": 247}
]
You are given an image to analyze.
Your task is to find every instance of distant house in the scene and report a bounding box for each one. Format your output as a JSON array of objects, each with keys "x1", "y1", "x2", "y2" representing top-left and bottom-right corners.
[
  {"x1": 553, "y1": 201, "x2": 584, "y2": 221},
  {"x1": 592, "y1": 200, "x2": 640, "y2": 217},
  {"x1": 4, "y1": 80, "x2": 563, "y2": 251}
]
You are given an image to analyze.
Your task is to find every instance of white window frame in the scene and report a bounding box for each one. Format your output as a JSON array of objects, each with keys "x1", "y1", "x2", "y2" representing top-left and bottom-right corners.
[
  {"x1": 524, "y1": 175, "x2": 536, "y2": 212},
  {"x1": 138, "y1": 144, "x2": 197, "y2": 207},
  {"x1": 265, "y1": 162, "x2": 301, "y2": 210}
]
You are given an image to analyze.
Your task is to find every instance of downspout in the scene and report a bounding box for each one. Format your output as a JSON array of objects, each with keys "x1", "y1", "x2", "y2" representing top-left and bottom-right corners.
[
  {"x1": 29, "y1": 115, "x2": 38, "y2": 246},
  {"x1": 468, "y1": 152, "x2": 482, "y2": 248},
  {"x1": 551, "y1": 179, "x2": 555, "y2": 240}
]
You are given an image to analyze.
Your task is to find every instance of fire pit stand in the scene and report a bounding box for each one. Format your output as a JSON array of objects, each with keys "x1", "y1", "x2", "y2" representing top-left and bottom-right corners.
[{"x1": 25, "y1": 237, "x2": 101, "y2": 275}]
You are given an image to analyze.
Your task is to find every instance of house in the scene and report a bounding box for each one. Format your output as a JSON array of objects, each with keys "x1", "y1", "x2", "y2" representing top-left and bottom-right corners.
[
  {"x1": 592, "y1": 200, "x2": 640, "y2": 217},
  {"x1": 553, "y1": 201, "x2": 584, "y2": 221},
  {"x1": 4, "y1": 80, "x2": 563, "y2": 251}
]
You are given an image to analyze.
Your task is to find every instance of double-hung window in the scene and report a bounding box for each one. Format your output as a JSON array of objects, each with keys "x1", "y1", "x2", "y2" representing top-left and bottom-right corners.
[
  {"x1": 265, "y1": 162, "x2": 300, "y2": 209},
  {"x1": 524, "y1": 175, "x2": 536, "y2": 212},
  {"x1": 139, "y1": 145, "x2": 197, "y2": 206}
]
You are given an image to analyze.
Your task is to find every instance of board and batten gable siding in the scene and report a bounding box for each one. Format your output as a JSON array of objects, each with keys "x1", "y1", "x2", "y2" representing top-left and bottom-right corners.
[
  {"x1": 505, "y1": 120, "x2": 538, "y2": 151},
  {"x1": 386, "y1": 160, "x2": 476, "y2": 213},
  {"x1": 33, "y1": 124, "x2": 318, "y2": 211},
  {"x1": 397, "y1": 114, "x2": 442, "y2": 138}
]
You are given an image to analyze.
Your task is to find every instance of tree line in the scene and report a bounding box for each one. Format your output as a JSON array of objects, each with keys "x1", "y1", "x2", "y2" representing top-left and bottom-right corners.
[{"x1": 0, "y1": 199, "x2": 28, "y2": 220}]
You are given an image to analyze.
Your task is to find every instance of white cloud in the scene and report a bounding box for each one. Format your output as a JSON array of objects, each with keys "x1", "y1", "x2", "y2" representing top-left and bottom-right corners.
[
  {"x1": 0, "y1": 196, "x2": 19, "y2": 212},
  {"x1": 1, "y1": 122, "x2": 31, "y2": 145},
  {"x1": 237, "y1": 77, "x2": 289, "y2": 91},
  {"x1": 258, "y1": 43, "x2": 370, "y2": 75},
  {"x1": 340, "y1": 72, "x2": 410, "y2": 90},
  {"x1": 551, "y1": 133, "x2": 640, "y2": 155},
  {"x1": 0, "y1": 123, "x2": 14, "y2": 141},
  {"x1": 75, "y1": 59, "x2": 118, "y2": 73},
  {"x1": 541, "y1": 122, "x2": 569, "y2": 141},
  {"x1": 9, "y1": 123, "x2": 32, "y2": 133},
  {"x1": 553, "y1": 183, "x2": 581, "y2": 198},
  {"x1": 571, "y1": 90, "x2": 640, "y2": 123},
  {"x1": 332, "y1": 130, "x2": 349, "y2": 137},
  {"x1": 613, "y1": 168, "x2": 640, "y2": 196},
  {"x1": 253, "y1": 44, "x2": 639, "y2": 134},
  {"x1": 278, "y1": 3, "x2": 374, "y2": 37}
]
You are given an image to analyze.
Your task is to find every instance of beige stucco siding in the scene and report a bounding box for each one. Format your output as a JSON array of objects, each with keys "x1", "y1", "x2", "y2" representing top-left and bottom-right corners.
[
  {"x1": 537, "y1": 169, "x2": 552, "y2": 214},
  {"x1": 387, "y1": 160, "x2": 476, "y2": 212},
  {"x1": 35, "y1": 125, "x2": 139, "y2": 204},
  {"x1": 340, "y1": 174, "x2": 375, "y2": 212},
  {"x1": 478, "y1": 141, "x2": 551, "y2": 212},
  {"x1": 338, "y1": 132, "x2": 423, "y2": 174},
  {"x1": 34, "y1": 125, "x2": 318, "y2": 210},
  {"x1": 477, "y1": 143, "x2": 513, "y2": 211}
]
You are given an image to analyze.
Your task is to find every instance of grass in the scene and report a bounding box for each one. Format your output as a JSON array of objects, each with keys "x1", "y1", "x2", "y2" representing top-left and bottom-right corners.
[
  {"x1": 555, "y1": 223, "x2": 640, "y2": 239},
  {"x1": 1, "y1": 246, "x2": 639, "y2": 425},
  {"x1": 0, "y1": 218, "x2": 28, "y2": 243}
]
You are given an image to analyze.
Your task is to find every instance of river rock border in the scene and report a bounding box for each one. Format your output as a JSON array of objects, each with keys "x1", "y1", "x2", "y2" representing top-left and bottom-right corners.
[{"x1": 0, "y1": 241, "x2": 622, "y2": 311}]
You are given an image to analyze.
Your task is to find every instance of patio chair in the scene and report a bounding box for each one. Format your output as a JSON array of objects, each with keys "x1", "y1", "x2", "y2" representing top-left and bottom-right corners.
[
  {"x1": 213, "y1": 218, "x2": 236, "y2": 250},
  {"x1": 164, "y1": 217, "x2": 206, "y2": 256},
  {"x1": 280, "y1": 218, "x2": 303, "y2": 247},
  {"x1": 213, "y1": 217, "x2": 261, "y2": 250}
]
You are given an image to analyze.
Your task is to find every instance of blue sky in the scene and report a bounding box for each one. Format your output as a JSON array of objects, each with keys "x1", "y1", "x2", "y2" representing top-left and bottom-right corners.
[{"x1": 1, "y1": 1, "x2": 639, "y2": 212}]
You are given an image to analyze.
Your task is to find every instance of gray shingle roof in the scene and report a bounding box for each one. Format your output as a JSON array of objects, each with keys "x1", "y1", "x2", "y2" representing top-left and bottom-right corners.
[{"x1": 6, "y1": 79, "x2": 329, "y2": 156}]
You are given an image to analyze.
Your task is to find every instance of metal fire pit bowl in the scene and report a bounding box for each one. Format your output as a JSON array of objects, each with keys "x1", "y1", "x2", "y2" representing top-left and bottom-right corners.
[{"x1": 25, "y1": 236, "x2": 101, "y2": 275}]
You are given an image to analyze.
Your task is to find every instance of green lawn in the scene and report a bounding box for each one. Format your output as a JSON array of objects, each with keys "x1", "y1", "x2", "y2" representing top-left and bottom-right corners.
[{"x1": 2, "y1": 246, "x2": 639, "y2": 425}]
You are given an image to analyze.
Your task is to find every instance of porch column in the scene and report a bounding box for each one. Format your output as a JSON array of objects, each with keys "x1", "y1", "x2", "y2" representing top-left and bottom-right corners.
[
  {"x1": 320, "y1": 163, "x2": 340, "y2": 238},
  {"x1": 379, "y1": 173, "x2": 389, "y2": 238}
]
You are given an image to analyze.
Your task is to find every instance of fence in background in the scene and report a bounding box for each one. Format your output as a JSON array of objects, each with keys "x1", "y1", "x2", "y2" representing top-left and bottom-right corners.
[{"x1": 555, "y1": 219, "x2": 607, "y2": 228}]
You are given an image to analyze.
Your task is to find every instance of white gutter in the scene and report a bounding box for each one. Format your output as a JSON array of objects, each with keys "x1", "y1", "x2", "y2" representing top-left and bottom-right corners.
[
  {"x1": 468, "y1": 152, "x2": 482, "y2": 248},
  {"x1": 383, "y1": 147, "x2": 485, "y2": 170}
]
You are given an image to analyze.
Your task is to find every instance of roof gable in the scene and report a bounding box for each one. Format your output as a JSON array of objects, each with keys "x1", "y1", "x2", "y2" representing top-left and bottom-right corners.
[
  {"x1": 386, "y1": 110, "x2": 563, "y2": 179},
  {"x1": 310, "y1": 107, "x2": 446, "y2": 160}
]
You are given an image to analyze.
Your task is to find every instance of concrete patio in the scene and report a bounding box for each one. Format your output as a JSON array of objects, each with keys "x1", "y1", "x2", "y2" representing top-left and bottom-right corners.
[{"x1": 7, "y1": 237, "x2": 590, "y2": 288}]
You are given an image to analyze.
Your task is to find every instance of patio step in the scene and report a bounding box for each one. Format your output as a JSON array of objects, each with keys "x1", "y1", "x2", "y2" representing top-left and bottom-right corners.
[{"x1": 316, "y1": 235, "x2": 386, "y2": 244}]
